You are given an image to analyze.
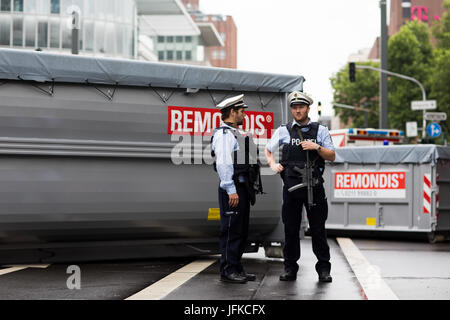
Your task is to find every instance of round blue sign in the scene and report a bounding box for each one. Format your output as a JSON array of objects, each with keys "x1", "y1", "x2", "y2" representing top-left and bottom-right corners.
[{"x1": 426, "y1": 122, "x2": 441, "y2": 138}]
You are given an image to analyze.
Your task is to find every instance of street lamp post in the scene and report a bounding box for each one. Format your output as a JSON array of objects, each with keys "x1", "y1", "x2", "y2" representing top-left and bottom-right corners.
[
  {"x1": 380, "y1": 0, "x2": 389, "y2": 129},
  {"x1": 354, "y1": 64, "x2": 428, "y2": 138},
  {"x1": 71, "y1": 10, "x2": 80, "y2": 55}
]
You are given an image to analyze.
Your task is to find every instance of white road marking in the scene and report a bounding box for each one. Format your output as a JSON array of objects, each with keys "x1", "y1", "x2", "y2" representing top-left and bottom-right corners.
[
  {"x1": 0, "y1": 264, "x2": 50, "y2": 276},
  {"x1": 125, "y1": 259, "x2": 216, "y2": 300},
  {"x1": 336, "y1": 238, "x2": 398, "y2": 300}
]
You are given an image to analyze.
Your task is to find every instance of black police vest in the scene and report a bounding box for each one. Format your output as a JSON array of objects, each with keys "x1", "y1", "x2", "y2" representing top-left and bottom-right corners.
[
  {"x1": 280, "y1": 122, "x2": 325, "y2": 184},
  {"x1": 210, "y1": 126, "x2": 258, "y2": 181},
  {"x1": 211, "y1": 126, "x2": 263, "y2": 205}
]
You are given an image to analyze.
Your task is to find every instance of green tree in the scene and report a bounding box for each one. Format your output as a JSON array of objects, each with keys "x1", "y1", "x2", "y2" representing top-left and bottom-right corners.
[
  {"x1": 331, "y1": 5, "x2": 450, "y2": 144},
  {"x1": 330, "y1": 61, "x2": 380, "y2": 128},
  {"x1": 387, "y1": 21, "x2": 433, "y2": 132},
  {"x1": 432, "y1": 0, "x2": 450, "y2": 50}
]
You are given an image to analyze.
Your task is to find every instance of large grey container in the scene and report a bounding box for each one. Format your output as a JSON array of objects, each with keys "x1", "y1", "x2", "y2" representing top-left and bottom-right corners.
[
  {"x1": 0, "y1": 49, "x2": 303, "y2": 263},
  {"x1": 322, "y1": 145, "x2": 450, "y2": 241}
]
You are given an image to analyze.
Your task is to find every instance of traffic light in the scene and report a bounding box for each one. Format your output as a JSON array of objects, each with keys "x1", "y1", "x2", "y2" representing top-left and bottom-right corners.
[
  {"x1": 318, "y1": 101, "x2": 322, "y2": 117},
  {"x1": 349, "y1": 62, "x2": 356, "y2": 82}
]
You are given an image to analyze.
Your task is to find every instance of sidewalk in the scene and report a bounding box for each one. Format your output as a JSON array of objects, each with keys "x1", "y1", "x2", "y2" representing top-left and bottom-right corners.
[{"x1": 164, "y1": 237, "x2": 364, "y2": 300}]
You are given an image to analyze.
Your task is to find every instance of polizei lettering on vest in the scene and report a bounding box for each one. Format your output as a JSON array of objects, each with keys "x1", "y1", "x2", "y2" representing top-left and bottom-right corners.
[{"x1": 291, "y1": 138, "x2": 317, "y2": 146}]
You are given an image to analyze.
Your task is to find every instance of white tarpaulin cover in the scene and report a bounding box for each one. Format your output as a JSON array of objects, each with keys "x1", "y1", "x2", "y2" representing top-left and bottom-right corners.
[
  {"x1": 334, "y1": 145, "x2": 450, "y2": 164},
  {"x1": 0, "y1": 49, "x2": 304, "y2": 93}
]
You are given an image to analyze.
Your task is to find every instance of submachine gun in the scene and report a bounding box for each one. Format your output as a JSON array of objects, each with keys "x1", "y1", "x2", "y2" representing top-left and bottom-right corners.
[
  {"x1": 287, "y1": 127, "x2": 320, "y2": 208},
  {"x1": 246, "y1": 140, "x2": 265, "y2": 206}
]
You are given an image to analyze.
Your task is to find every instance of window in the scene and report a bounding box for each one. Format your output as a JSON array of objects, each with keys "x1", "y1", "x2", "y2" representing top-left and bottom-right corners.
[
  {"x1": 93, "y1": 0, "x2": 104, "y2": 19},
  {"x1": 84, "y1": 0, "x2": 94, "y2": 17},
  {"x1": 24, "y1": 0, "x2": 37, "y2": 13},
  {"x1": 0, "y1": 15, "x2": 11, "y2": 45},
  {"x1": 167, "y1": 36, "x2": 173, "y2": 43},
  {"x1": 219, "y1": 50, "x2": 226, "y2": 60},
  {"x1": 116, "y1": 25, "x2": 123, "y2": 55},
  {"x1": 185, "y1": 50, "x2": 191, "y2": 60},
  {"x1": 106, "y1": 0, "x2": 115, "y2": 20},
  {"x1": 185, "y1": 36, "x2": 191, "y2": 43},
  {"x1": 166, "y1": 50, "x2": 173, "y2": 60},
  {"x1": 12, "y1": 16, "x2": 23, "y2": 46},
  {"x1": 220, "y1": 32, "x2": 226, "y2": 42},
  {"x1": 25, "y1": 17, "x2": 36, "y2": 47},
  {"x1": 124, "y1": 25, "x2": 132, "y2": 57},
  {"x1": 36, "y1": 0, "x2": 49, "y2": 14},
  {"x1": 158, "y1": 51, "x2": 164, "y2": 60},
  {"x1": 176, "y1": 36, "x2": 182, "y2": 43},
  {"x1": 50, "y1": 0, "x2": 60, "y2": 14},
  {"x1": 84, "y1": 20, "x2": 93, "y2": 51},
  {"x1": 157, "y1": 36, "x2": 164, "y2": 43},
  {"x1": 37, "y1": 21, "x2": 48, "y2": 48},
  {"x1": 115, "y1": 0, "x2": 123, "y2": 21},
  {"x1": 95, "y1": 22, "x2": 105, "y2": 53},
  {"x1": 105, "y1": 22, "x2": 115, "y2": 54},
  {"x1": 176, "y1": 50, "x2": 182, "y2": 60},
  {"x1": 211, "y1": 50, "x2": 218, "y2": 60},
  {"x1": 13, "y1": 0, "x2": 23, "y2": 12},
  {"x1": 61, "y1": 19, "x2": 71, "y2": 49},
  {"x1": 1, "y1": 0, "x2": 11, "y2": 12},
  {"x1": 49, "y1": 19, "x2": 59, "y2": 48}
]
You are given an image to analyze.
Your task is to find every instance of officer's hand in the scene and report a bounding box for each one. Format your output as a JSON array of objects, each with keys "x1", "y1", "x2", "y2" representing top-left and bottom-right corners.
[
  {"x1": 270, "y1": 162, "x2": 284, "y2": 173},
  {"x1": 300, "y1": 140, "x2": 319, "y2": 150},
  {"x1": 228, "y1": 193, "x2": 239, "y2": 208}
]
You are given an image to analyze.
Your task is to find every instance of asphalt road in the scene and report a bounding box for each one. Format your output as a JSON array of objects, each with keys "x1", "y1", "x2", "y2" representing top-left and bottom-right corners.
[{"x1": 0, "y1": 237, "x2": 449, "y2": 300}]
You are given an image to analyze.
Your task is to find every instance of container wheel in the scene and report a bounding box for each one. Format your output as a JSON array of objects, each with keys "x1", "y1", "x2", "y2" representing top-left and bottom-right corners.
[
  {"x1": 427, "y1": 232, "x2": 445, "y2": 244},
  {"x1": 264, "y1": 244, "x2": 284, "y2": 258}
]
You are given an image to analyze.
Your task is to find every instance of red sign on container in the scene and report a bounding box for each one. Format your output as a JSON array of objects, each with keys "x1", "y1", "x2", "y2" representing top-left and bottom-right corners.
[{"x1": 168, "y1": 106, "x2": 273, "y2": 139}]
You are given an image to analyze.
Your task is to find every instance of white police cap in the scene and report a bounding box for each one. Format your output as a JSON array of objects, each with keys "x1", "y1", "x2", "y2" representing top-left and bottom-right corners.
[
  {"x1": 217, "y1": 94, "x2": 248, "y2": 111},
  {"x1": 288, "y1": 91, "x2": 313, "y2": 106}
]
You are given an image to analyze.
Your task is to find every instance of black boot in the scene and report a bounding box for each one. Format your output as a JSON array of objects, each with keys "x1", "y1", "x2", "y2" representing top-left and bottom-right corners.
[
  {"x1": 279, "y1": 271, "x2": 297, "y2": 281},
  {"x1": 239, "y1": 271, "x2": 256, "y2": 281},
  {"x1": 220, "y1": 272, "x2": 248, "y2": 284},
  {"x1": 318, "y1": 270, "x2": 332, "y2": 283}
]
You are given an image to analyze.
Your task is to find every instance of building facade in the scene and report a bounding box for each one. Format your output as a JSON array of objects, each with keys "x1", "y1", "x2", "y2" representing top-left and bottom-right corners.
[
  {"x1": 0, "y1": 0, "x2": 230, "y2": 66},
  {"x1": 368, "y1": 0, "x2": 445, "y2": 59},
  {"x1": 192, "y1": 13, "x2": 236, "y2": 69},
  {"x1": 389, "y1": 0, "x2": 445, "y2": 36},
  {"x1": 154, "y1": 34, "x2": 196, "y2": 62},
  {"x1": 181, "y1": 0, "x2": 237, "y2": 69},
  {"x1": 0, "y1": 0, "x2": 137, "y2": 59}
]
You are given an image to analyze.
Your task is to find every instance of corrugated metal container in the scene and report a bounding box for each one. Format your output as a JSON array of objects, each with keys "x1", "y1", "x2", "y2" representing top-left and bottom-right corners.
[
  {"x1": 0, "y1": 49, "x2": 301, "y2": 263},
  {"x1": 322, "y1": 145, "x2": 450, "y2": 241}
]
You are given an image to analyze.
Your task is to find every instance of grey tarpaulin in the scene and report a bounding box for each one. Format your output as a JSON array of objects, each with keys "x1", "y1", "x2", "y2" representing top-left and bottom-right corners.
[
  {"x1": 334, "y1": 145, "x2": 450, "y2": 165},
  {"x1": 0, "y1": 48, "x2": 305, "y2": 92}
]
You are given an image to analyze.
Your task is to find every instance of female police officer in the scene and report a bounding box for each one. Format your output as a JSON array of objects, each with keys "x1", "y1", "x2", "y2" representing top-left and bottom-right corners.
[{"x1": 264, "y1": 91, "x2": 335, "y2": 283}]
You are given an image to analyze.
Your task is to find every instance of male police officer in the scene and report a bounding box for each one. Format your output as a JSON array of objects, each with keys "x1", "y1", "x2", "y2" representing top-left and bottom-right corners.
[
  {"x1": 264, "y1": 91, "x2": 335, "y2": 283},
  {"x1": 211, "y1": 94, "x2": 259, "y2": 284}
]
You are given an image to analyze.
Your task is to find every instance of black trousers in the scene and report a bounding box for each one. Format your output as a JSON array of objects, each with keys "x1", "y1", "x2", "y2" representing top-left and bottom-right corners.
[
  {"x1": 218, "y1": 183, "x2": 250, "y2": 276},
  {"x1": 281, "y1": 184, "x2": 331, "y2": 275}
]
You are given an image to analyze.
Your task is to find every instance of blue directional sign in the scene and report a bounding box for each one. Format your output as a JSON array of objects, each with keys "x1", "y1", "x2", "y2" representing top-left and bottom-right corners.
[{"x1": 426, "y1": 122, "x2": 441, "y2": 138}]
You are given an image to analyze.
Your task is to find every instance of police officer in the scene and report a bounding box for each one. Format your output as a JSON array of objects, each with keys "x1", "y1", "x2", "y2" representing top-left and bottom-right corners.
[
  {"x1": 211, "y1": 94, "x2": 258, "y2": 284},
  {"x1": 264, "y1": 91, "x2": 335, "y2": 283}
]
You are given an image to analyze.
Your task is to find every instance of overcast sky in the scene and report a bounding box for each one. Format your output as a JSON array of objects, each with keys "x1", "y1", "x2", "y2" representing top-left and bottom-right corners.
[{"x1": 200, "y1": 0, "x2": 388, "y2": 120}]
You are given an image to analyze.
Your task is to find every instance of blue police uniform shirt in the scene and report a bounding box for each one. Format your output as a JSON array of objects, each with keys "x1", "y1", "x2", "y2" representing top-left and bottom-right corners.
[
  {"x1": 266, "y1": 119, "x2": 335, "y2": 153},
  {"x1": 211, "y1": 122, "x2": 245, "y2": 195}
]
